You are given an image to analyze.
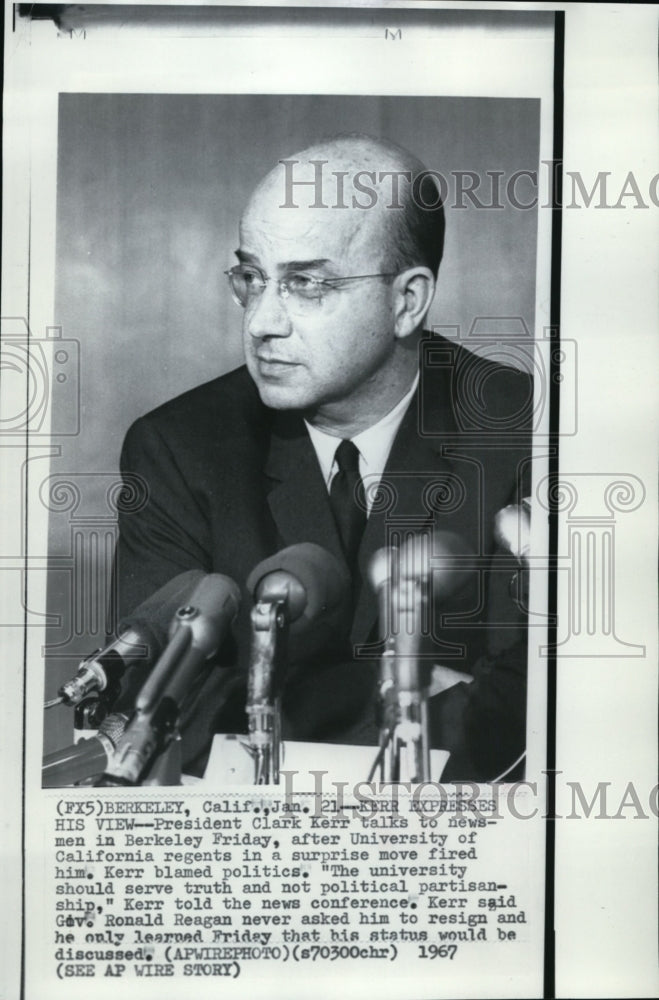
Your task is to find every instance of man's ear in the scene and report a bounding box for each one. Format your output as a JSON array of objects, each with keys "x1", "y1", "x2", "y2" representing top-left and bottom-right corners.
[{"x1": 391, "y1": 267, "x2": 436, "y2": 339}]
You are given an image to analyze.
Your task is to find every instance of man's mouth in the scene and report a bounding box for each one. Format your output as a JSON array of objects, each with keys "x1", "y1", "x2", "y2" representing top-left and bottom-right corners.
[{"x1": 255, "y1": 355, "x2": 299, "y2": 369}]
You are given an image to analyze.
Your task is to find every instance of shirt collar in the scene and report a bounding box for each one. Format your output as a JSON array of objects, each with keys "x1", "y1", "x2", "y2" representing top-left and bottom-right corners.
[{"x1": 305, "y1": 373, "x2": 419, "y2": 488}]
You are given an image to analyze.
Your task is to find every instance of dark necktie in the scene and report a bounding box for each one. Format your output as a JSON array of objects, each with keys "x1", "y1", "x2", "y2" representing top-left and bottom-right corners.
[{"x1": 329, "y1": 439, "x2": 367, "y2": 570}]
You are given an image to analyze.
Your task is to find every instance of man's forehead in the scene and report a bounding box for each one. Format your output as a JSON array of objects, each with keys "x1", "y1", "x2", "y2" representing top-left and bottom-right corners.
[{"x1": 240, "y1": 183, "x2": 385, "y2": 266}]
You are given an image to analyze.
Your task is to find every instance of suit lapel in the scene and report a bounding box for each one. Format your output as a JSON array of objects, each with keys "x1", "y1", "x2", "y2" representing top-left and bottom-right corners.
[
  {"x1": 264, "y1": 411, "x2": 346, "y2": 568},
  {"x1": 351, "y1": 369, "x2": 461, "y2": 647},
  {"x1": 263, "y1": 359, "x2": 462, "y2": 649}
]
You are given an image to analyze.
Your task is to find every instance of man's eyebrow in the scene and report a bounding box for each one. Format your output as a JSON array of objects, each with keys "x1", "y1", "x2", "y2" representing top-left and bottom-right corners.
[
  {"x1": 283, "y1": 259, "x2": 333, "y2": 272},
  {"x1": 235, "y1": 249, "x2": 258, "y2": 263},
  {"x1": 234, "y1": 252, "x2": 334, "y2": 272}
]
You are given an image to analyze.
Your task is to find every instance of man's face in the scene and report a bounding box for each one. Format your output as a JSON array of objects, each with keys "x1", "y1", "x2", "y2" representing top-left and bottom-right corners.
[{"x1": 237, "y1": 174, "x2": 399, "y2": 424}]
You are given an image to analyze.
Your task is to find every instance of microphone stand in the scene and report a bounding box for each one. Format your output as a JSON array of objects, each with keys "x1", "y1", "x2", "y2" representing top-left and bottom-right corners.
[
  {"x1": 369, "y1": 604, "x2": 397, "y2": 783},
  {"x1": 96, "y1": 624, "x2": 193, "y2": 786},
  {"x1": 385, "y1": 575, "x2": 431, "y2": 784},
  {"x1": 246, "y1": 600, "x2": 286, "y2": 785},
  {"x1": 244, "y1": 544, "x2": 351, "y2": 785},
  {"x1": 369, "y1": 532, "x2": 472, "y2": 785},
  {"x1": 98, "y1": 570, "x2": 241, "y2": 787}
]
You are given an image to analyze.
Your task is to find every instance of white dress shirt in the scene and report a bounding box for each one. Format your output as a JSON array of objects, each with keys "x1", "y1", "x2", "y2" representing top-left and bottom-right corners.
[{"x1": 304, "y1": 374, "x2": 419, "y2": 514}]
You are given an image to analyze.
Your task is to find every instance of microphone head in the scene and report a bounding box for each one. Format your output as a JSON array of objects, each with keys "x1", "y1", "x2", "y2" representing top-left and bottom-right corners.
[
  {"x1": 494, "y1": 502, "x2": 531, "y2": 564},
  {"x1": 407, "y1": 530, "x2": 472, "y2": 601},
  {"x1": 169, "y1": 573, "x2": 241, "y2": 656},
  {"x1": 97, "y1": 712, "x2": 129, "y2": 746},
  {"x1": 367, "y1": 546, "x2": 396, "y2": 593},
  {"x1": 367, "y1": 531, "x2": 472, "y2": 601},
  {"x1": 246, "y1": 543, "x2": 350, "y2": 632},
  {"x1": 41, "y1": 712, "x2": 129, "y2": 788},
  {"x1": 118, "y1": 569, "x2": 208, "y2": 657}
]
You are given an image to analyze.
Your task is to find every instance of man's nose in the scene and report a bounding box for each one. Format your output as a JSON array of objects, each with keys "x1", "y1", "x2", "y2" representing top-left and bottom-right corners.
[{"x1": 245, "y1": 283, "x2": 293, "y2": 339}]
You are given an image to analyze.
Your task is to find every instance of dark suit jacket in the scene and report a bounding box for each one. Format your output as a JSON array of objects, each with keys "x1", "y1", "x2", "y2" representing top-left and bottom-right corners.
[{"x1": 113, "y1": 334, "x2": 533, "y2": 780}]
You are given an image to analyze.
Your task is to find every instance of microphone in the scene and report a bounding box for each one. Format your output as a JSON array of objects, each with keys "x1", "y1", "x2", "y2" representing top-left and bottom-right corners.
[
  {"x1": 42, "y1": 713, "x2": 128, "y2": 788},
  {"x1": 41, "y1": 570, "x2": 210, "y2": 787},
  {"x1": 368, "y1": 531, "x2": 471, "y2": 669},
  {"x1": 245, "y1": 543, "x2": 350, "y2": 783},
  {"x1": 246, "y1": 542, "x2": 349, "y2": 633},
  {"x1": 98, "y1": 573, "x2": 240, "y2": 786},
  {"x1": 494, "y1": 498, "x2": 532, "y2": 566},
  {"x1": 367, "y1": 546, "x2": 398, "y2": 726},
  {"x1": 368, "y1": 531, "x2": 471, "y2": 782},
  {"x1": 494, "y1": 498, "x2": 532, "y2": 610},
  {"x1": 45, "y1": 569, "x2": 207, "y2": 710}
]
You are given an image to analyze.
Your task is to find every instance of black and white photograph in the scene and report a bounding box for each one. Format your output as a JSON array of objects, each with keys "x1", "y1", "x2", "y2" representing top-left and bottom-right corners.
[
  {"x1": 1, "y1": 4, "x2": 657, "y2": 999},
  {"x1": 41, "y1": 90, "x2": 546, "y2": 789}
]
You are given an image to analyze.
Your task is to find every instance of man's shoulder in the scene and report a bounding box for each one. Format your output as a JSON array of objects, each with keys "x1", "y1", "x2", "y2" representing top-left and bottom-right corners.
[
  {"x1": 143, "y1": 365, "x2": 262, "y2": 421},
  {"x1": 122, "y1": 365, "x2": 270, "y2": 462},
  {"x1": 420, "y1": 333, "x2": 534, "y2": 435},
  {"x1": 136, "y1": 365, "x2": 265, "y2": 431}
]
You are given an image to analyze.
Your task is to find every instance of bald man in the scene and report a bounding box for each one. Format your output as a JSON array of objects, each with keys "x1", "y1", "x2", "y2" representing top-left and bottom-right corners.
[
  {"x1": 114, "y1": 135, "x2": 532, "y2": 781},
  {"x1": 238, "y1": 136, "x2": 437, "y2": 432}
]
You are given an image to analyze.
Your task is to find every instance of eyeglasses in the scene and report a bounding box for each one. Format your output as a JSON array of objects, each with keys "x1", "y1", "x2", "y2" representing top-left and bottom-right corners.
[{"x1": 224, "y1": 264, "x2": 397, "y2": 312}]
